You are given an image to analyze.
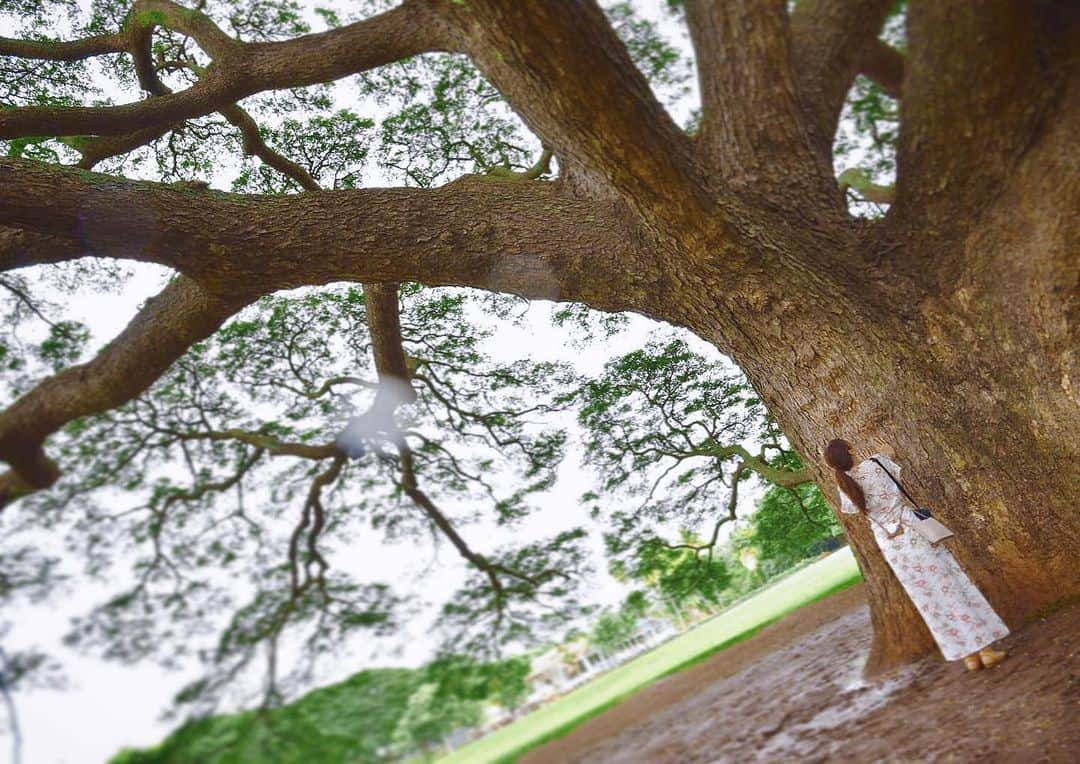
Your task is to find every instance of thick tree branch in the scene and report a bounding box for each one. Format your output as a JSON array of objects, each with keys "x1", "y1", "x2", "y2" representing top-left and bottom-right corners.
[
  {"x1": 0, "y1": 276, "x2": 253, "y2": 502},
  {"x1": 396, "y1": 441, "x2": 540, "y2": 632},
  {"x1": 702, "y1": 443, "x2": 812, "y2": 488},
  {"x1": 0, "y1": 1, "x2": 451, "y2": 140},
  {"x1": 860, "y1": 38, "x2": 904, "y2": 98},
  {"x1": 365, "y1": 283, "x2": 417, "y2": 407},
  {"x1": 398, "y1": 446, "x2": 491, "y2": 574},
  {"x1": 221, "y1": 119, "x2": 416, "y2": 415},
  {"x1": 288, "y1": 455, "x2": 345, "y2": 598},
  {"x1": 331, "y1": 292, "x2": 414, "y2": 458},
  {"x1": 74, "y1": 123, "x2": 179, "y2": 170},
  {"x1": 0, "y1": 470, "x2": 35, "y2": 511},
  {"x1": 838, "y1": 167, "x2": 895, "y2": 204},
  {"x1": 81, "y1": 51, "x2": 319, "y2": 177},
  {"x1": 896, "y1": 1, "x2": 1076, "y2": 240},
  {"x1": 161, "y1": 427, "x2": 338, "y2": 460},
  {"x1": 244, "y1": 1, "x2": 452, "y2": 89},
  {"x1": 623, "y1": 437, "x2": 811, "y2": 491},
  {"x1": 0, "y1": 158, "x2": 657, "y2": 313},
  {"x1": 0, "y1": 227, "x2": 84, "y2": 271},
  {"x1": 0, "y1": 33, "x2": 127, "y2": 60},
  {"x1": 75, "y1": 83, "x2": 319, "y2": 173},
  {"x1": 438, "y1": 0, "x2": 714, "y2": 239},
  {"x1": 687, "y1": 0, "x2": 830, "y2": 195},
  {"x1": 0, "y1": 76, "x2": 228, "y2": 140},
  {"x1": 219, "y1": 104, "x2": 319, "y2": 190},
  {"x1": 790, "y1": 0, "x2": 896, "y2": 152}
]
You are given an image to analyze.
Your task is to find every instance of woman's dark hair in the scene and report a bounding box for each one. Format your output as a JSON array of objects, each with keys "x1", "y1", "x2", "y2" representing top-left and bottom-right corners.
[{"x1": 825, "y1": 438, "x2": 867, "y2": 513}]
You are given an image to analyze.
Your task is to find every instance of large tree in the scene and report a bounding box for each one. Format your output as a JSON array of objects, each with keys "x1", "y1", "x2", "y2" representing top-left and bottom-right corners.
[{"x1": 0, "y1": 0, "x2": 1077, "y2": 689}]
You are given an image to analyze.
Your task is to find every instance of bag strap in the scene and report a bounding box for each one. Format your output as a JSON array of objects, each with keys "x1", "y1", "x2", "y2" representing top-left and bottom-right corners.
[
  {"x1": 851, "y1": 458, "x2": 911, "y2": 540},
  {"x1": 869, "y1": 457, "x2": 920, "y2": 508}
]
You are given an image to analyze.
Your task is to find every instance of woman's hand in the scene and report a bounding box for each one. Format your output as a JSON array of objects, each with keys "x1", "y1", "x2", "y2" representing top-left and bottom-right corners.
[{"x1": 870, "y1": 437, "x2": 896, "y2": 458}]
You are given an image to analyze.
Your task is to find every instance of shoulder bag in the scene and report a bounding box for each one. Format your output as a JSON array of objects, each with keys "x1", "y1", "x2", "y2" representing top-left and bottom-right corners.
[{"x1": 869, "y1": 457, "x2": 955, "y2": 544}]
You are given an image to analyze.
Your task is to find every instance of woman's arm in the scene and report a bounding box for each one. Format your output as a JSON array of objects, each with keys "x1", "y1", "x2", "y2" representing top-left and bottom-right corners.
[
  {"x1": 871, "y1": 437, "x2": 896, "y2": 459},
  {"x1": 838, "y1": 488, "x2": 859, "y2": 514}
]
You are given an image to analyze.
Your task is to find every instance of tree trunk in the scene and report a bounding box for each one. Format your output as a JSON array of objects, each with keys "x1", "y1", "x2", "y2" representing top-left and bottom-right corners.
[
  {"x1": 671, "y1": 91, "x2": 1080, "y2": 669},
  {"x1": 760, "y1": 325, "x2": 1079, "y2": 672},
  {"x1": 684, "y1": 274, "x2": 1080, "y2": 670}
]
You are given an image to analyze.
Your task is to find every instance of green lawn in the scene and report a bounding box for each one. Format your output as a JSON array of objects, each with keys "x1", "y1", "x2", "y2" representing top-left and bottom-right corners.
[{"x1": 440, "y1": 547, "x2": 862, "y2": 764}]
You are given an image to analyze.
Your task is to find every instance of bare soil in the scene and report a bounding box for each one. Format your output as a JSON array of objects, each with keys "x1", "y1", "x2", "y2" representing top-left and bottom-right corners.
[{"x1": 525, "y1": 584, "x2": 1079, "y2": 763}]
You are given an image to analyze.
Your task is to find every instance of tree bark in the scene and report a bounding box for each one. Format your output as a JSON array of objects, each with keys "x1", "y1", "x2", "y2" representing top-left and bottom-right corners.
[{"x1": 0, "y1": 0, "x2": 450, "y2": 140}]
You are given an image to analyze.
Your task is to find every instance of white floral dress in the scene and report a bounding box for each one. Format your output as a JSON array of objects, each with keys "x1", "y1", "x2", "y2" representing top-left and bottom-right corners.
[{"x1": 839, "y1": 454, "x2": 1009, "y2": 660}]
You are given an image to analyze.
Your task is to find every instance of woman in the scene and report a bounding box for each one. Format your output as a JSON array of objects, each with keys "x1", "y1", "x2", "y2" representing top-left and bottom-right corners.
[{"x1": 824, "y1": 439, "x2": 1009, "y2": 671}]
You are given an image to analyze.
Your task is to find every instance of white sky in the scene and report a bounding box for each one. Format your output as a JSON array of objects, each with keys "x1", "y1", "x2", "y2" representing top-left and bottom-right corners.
[{"x1": 0, "y1": 1, "x2": 862, "y2": 761}]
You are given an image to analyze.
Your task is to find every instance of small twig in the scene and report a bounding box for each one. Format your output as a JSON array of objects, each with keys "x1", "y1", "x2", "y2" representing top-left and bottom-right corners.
[
  {"x1": 0, "y1": 277, "x2": 66, "y2": 333},
  {"x1": 785, "y1": 485, "x2": 830, "y2": 530}
]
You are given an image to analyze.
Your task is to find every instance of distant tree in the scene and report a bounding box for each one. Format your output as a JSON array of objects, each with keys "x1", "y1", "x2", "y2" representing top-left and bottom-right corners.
[
  {"x1": 747, "y1": 452, "x2": 843, "y2": 571},
  {"x1": 615, "y1": 531, "x2": 732, "y2": 609},
  {"x1": 588, "y1": 607, "x2": 640, "y2": 654},
  {"x1": 111, "y1": 667, "x2": 421, "y2": 764},
  {"x1": 110, "y1": 656, "x2": 525, "y2": 763},
  {"x1": 422, "y1": 654, "x2": 531, "y2": 713},
  {"x1": 390, "y1": 683, "x2": 483, "y2": 759}
]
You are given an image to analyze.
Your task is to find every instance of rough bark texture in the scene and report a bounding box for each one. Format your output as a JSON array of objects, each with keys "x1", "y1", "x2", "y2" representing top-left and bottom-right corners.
[
  {"x1": 1, "y1": 0, "x2": 1078, "y2": 670},
  {"x1": 790, "y1": 0, "x2": 898, "y2": 148}
]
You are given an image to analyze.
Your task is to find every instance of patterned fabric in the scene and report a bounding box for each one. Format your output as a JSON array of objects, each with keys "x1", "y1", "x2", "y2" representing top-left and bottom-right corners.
[{"x1": 839, "y1": 454, "x2": 1010, "y2": 660}]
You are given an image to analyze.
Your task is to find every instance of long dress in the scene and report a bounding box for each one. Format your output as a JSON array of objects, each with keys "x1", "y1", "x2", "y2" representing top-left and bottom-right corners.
[{"x1": 839, "y1": 453, "x2": 1010, "y2": 661}]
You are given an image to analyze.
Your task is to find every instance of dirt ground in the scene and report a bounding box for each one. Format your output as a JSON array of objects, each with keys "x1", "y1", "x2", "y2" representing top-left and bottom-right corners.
[{"x1": 525, "y1": 584, "x2": 1079, "y2": 764}]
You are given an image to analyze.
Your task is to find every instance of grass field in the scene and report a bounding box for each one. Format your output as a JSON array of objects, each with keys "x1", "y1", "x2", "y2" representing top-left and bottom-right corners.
[{"x1": 440, "y1": 547, "x2": 862, "y2": 764}]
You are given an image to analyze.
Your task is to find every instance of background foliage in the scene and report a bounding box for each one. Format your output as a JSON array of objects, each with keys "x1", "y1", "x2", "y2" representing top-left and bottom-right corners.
[{"x1": 109, "y1": 656, "x2": 529, "y2": 763}]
